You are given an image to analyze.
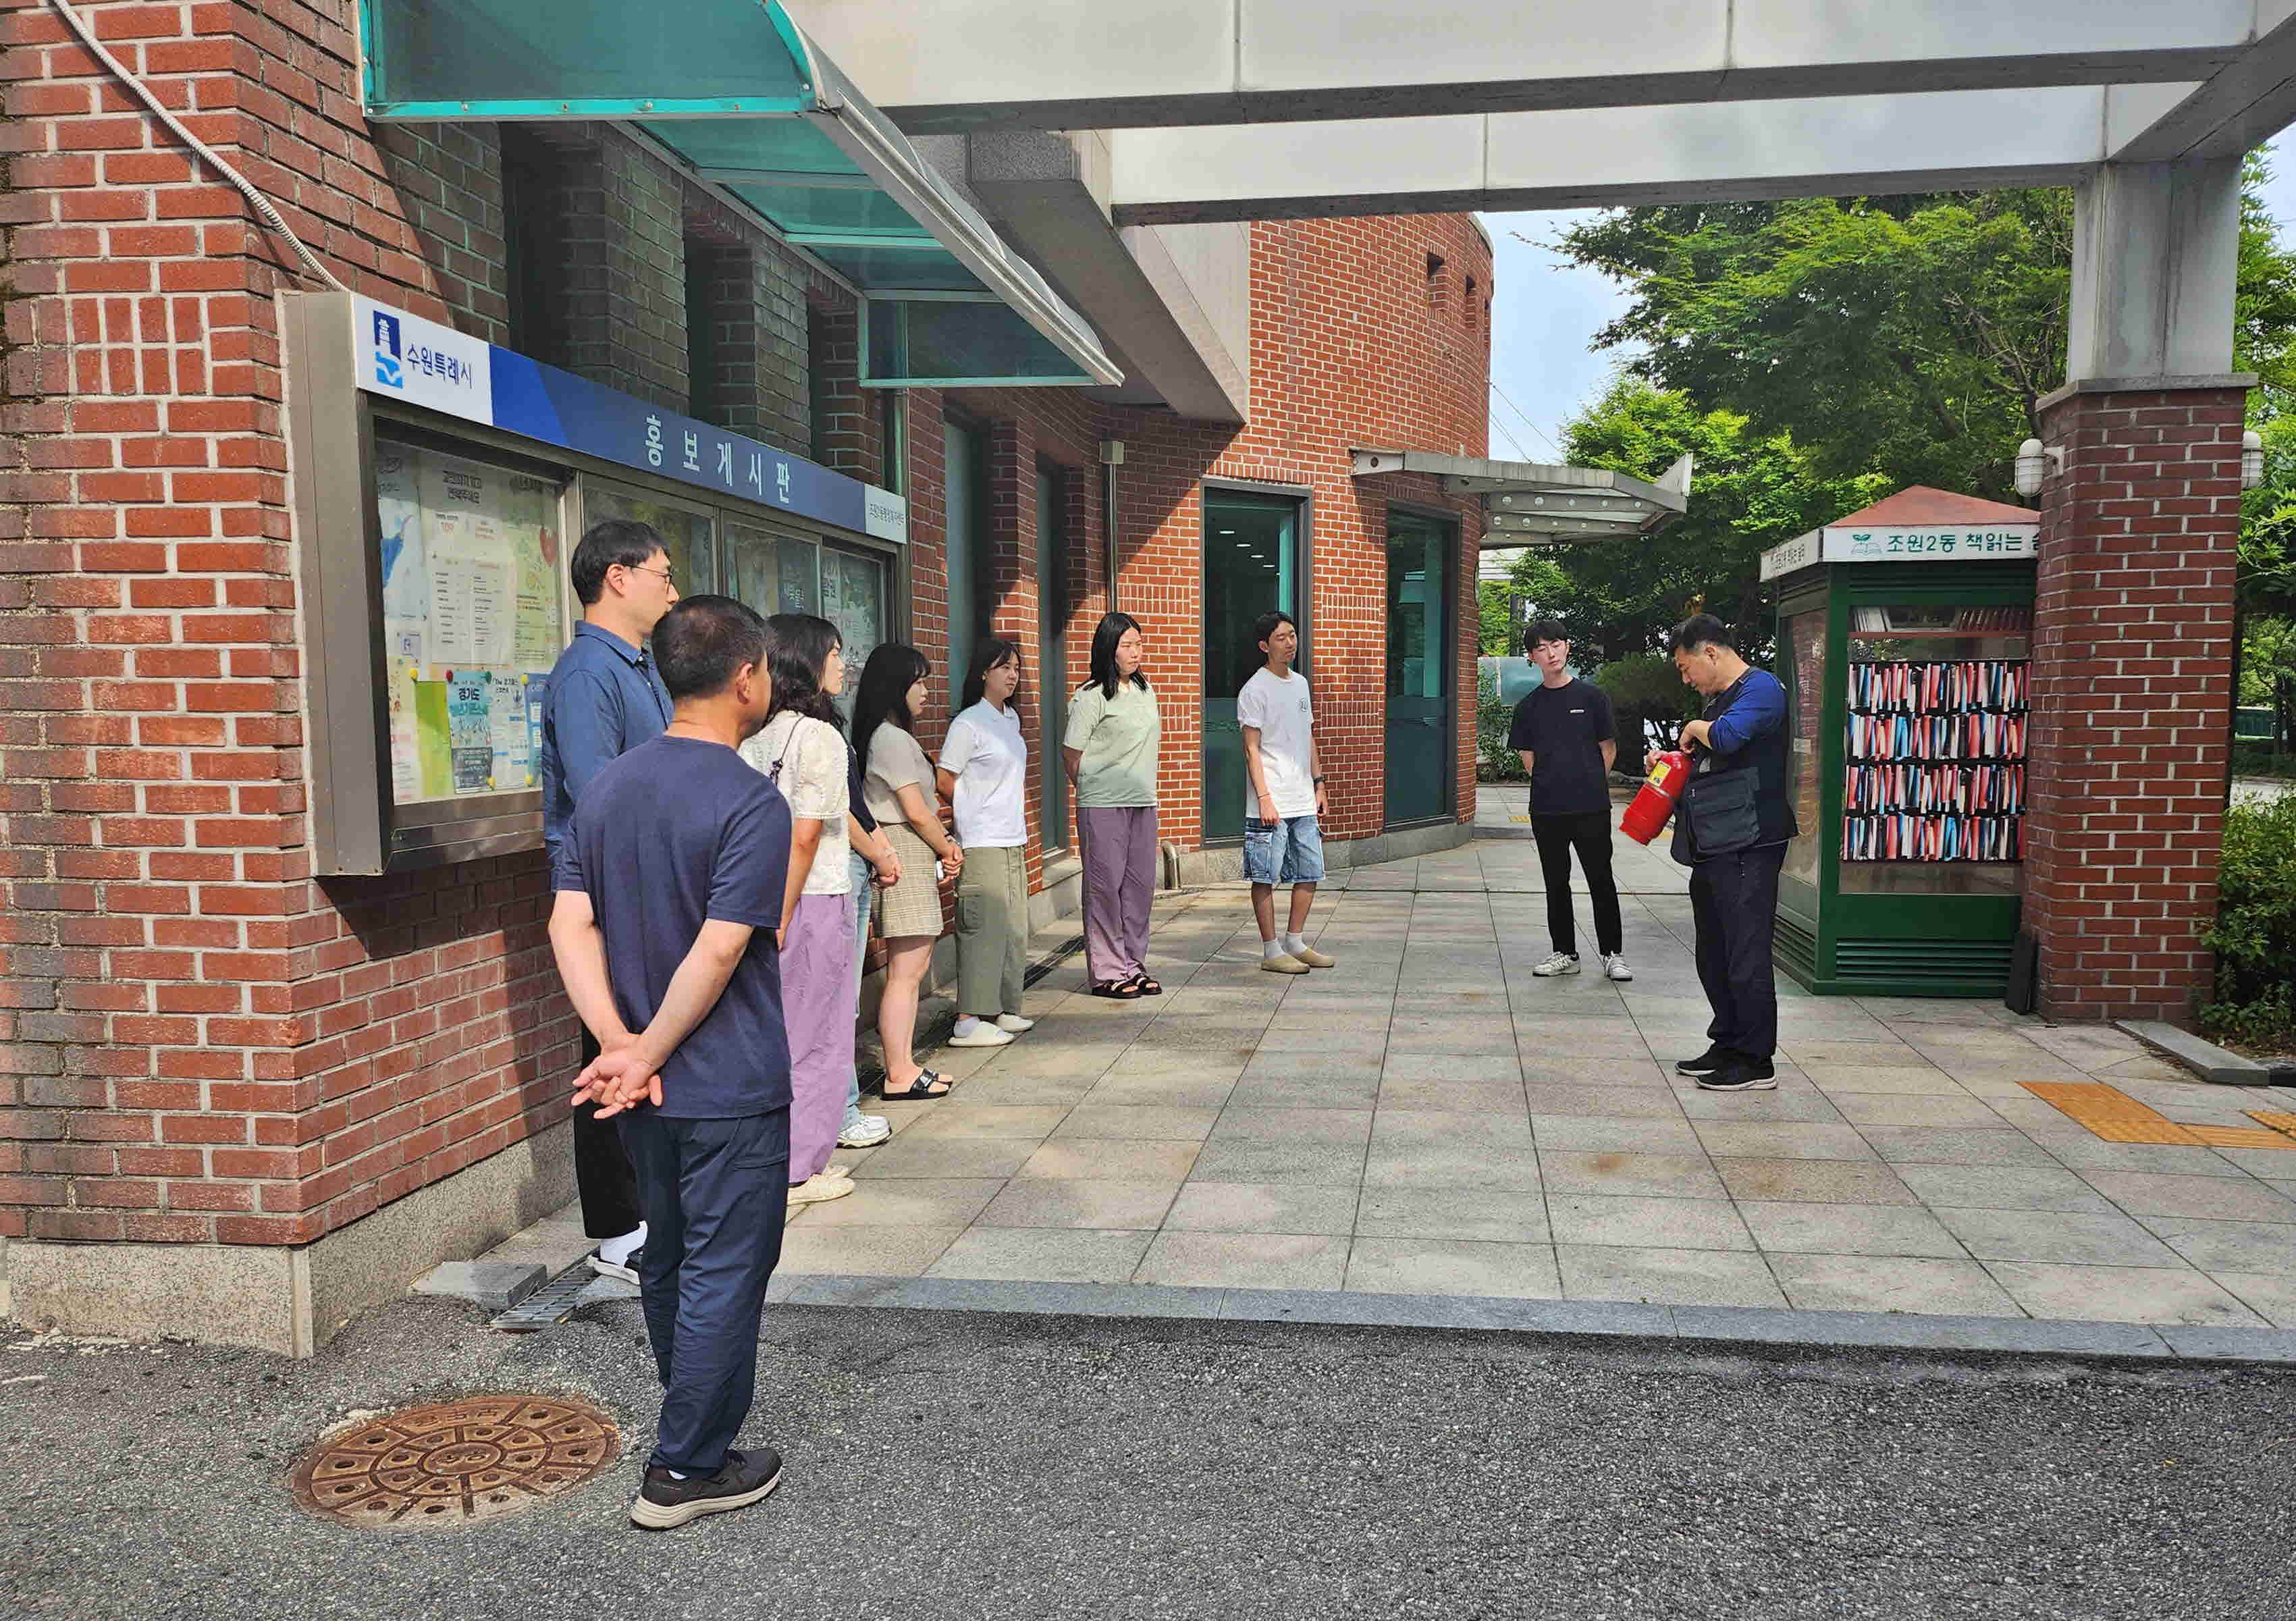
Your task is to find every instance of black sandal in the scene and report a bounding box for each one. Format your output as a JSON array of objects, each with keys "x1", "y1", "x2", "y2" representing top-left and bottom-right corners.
[
  {"x1": 1089, "y1": 979, "x2": 1144, "y2": 999},
  {"x1": 1131, "y1": 974, "x2": 1164, "y2": 996},
  {"x1": 880, "y1": 1069, "x2": 953, "y2": 1100}
]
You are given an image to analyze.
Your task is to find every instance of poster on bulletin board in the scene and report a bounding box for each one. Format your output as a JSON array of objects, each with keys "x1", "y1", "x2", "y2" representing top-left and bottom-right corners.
[{"x1": 378, "y1": 436, "x2": 564, "y2": 803}]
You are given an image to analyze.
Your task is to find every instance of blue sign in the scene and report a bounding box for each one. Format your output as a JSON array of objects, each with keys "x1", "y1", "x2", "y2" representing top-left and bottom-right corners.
[{"x1": 352, "y1": 294, "x2": 905, "y2": 543}]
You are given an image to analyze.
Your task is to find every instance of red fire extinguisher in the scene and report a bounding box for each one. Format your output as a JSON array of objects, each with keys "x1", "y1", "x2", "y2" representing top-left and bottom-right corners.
[{"x1": 1620, "y1": 751, "x2": 1690, "y2": 845}]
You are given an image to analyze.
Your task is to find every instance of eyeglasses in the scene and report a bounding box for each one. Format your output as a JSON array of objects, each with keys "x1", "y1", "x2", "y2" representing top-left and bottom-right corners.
[{"x1": 620, "y1": 562, "x2": 676, "y2": 585}]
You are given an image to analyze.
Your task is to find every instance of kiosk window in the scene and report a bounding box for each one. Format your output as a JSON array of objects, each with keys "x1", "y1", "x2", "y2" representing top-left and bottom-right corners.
[{"x1": 374, "y1": 435, "x2": 570, "y2": 805}]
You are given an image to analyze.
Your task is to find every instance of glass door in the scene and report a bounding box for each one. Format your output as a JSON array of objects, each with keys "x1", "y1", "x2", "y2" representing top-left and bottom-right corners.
[
  {"x1": 1202, "y1": 488, "x2": 1302, "y2": 841},
  {"x1": 1037, "y1": 464, "x2": 1071, "y2": 853},
  {"x1": 1383, "y1": 510, "x2": 1454, "y2": 827}
]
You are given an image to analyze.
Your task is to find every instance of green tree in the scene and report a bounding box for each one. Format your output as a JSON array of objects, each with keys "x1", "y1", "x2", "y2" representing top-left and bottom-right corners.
[
  {"x1": 1508, "y1": 376, "x2": 1883, "y2": 658},
  {"x1": 1553, "y1": 162, "x2": 2296, "y2": 502}
]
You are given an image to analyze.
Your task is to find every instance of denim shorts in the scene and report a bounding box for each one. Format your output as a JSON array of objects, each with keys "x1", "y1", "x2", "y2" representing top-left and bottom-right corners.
[{"x1": 1243, "y1": 813, "x2": 1324, "y2": 884}]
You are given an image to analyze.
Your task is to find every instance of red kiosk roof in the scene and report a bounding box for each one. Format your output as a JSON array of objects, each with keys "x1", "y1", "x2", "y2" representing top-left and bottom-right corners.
[{"x1": 1828, "y1": 485, "x2": 2037, "y2": 528}]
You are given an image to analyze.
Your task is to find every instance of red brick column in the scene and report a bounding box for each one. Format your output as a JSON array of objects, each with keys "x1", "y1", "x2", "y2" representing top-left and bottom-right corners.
[{"x1": 2025, "y1": 383, "x2": 2245, "y2": 1024}]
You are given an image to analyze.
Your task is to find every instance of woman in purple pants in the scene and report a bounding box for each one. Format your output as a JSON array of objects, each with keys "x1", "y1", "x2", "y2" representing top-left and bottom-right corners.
[
  {"x1": 1063, "y1": 613, "x2": 1163, "y2": 999},
  {"x1": 739, "y1": 614, "x2": 858, "y2": 1206}
]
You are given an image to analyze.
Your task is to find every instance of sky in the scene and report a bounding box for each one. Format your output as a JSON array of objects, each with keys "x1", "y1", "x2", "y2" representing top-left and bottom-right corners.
[{"x1": 1482, "y1": 159, "x2": 2296, "y2": 462}]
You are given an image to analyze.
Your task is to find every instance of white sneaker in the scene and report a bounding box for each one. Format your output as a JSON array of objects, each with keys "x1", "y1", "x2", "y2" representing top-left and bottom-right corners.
[
  {"x1": 1602, "y1": 953, "x2": 1634, "y2": 982},
  {"x1": 1531, "y1": 952, "x2": 1581, "y2": 977},
  {"x1": 947, "y1": 1021, "x2": 1014, "y2": 1048},
  {"x1": 837, "y1": 1113, "x2": 890, "y2": 1148},
  {"x1": 787, "y1": 1173, "x2": 855, "y2": 1206},
  {"x1": 994, "y1": 1013, "x2": 1035, "y2": 1034}
]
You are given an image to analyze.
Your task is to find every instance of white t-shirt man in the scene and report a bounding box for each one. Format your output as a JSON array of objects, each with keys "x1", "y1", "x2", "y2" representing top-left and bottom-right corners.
[
  {"x1": 1237, "y1": 668, "x2": 1317, "y2": 820},
  {"x1": 938, "y1": 700, "x2": 1030, "y2": 848}
]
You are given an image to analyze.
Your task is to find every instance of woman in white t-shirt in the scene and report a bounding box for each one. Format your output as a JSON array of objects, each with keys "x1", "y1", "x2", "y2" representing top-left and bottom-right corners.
[
  {"x1": 739, "y1": 614, "x2": 857, "y2": 1204},
  {"x1": 936, "y1": 637, "x2": 1033, "y2": 1048}
]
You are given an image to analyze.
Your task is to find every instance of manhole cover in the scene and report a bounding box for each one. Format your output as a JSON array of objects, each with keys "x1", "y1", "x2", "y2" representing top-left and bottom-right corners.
[{"x1": 291, "y1": 1393, "x2": 620, "y2": 1528}]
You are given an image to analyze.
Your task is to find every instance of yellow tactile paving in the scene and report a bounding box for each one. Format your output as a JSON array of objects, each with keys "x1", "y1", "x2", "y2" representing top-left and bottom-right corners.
[
  {"x1": 2021, "y1": 1081, "x2": 2170, "y2": 1120},
  {"x1": 2183, "y1": 1124, "x2": 2296, "y2": 1151},
  {"x1": 2247, "y1": 1111, "x2": 2296, "y2": 1141},
  {"x1": 2081, "y1": 1117, "x2": 2206, "y2": 1145}
]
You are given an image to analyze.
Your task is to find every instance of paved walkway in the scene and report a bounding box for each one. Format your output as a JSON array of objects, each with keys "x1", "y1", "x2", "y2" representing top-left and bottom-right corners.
[{"x1": 502, "y1": 837, "x2": 2296, "y2": 1344}]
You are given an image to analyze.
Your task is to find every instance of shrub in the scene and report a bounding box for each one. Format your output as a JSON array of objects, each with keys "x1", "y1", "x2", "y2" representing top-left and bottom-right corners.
[
  {"x1": 1595, "y1": 652, "x2": 1699, "y2": 760},
  {"x1": 2201, "y1": 793, "x2": 2296, "y2": 1047},
  {"x1": 1475, "y1": 668, "x2": 1524, "y2": 781}
]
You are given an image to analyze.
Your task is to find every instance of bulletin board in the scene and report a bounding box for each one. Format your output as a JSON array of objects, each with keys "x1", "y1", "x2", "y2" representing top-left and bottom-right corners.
[{"x1": 374, "y1": 435, "x2": 570, "y2": 804}]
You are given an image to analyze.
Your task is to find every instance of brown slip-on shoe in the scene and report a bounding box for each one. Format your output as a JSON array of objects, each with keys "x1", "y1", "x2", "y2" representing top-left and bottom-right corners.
[
  {"x1": 1290, "y1": 945, "x2": 1336, "y2": 968},
  {"x1": 1259, "y1": 953, "x2": 1311, "y2": 975}
]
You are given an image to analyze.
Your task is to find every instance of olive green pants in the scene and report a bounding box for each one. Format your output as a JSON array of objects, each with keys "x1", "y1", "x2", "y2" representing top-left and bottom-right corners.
[{"x1": 955, "y1": 843, "x2": 1029, "y2": 1016}]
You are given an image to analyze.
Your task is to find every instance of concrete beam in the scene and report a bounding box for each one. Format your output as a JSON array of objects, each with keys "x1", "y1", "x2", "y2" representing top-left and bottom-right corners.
[
  {"x1": 781, "y1": 0, "x2": 2253, "y2": 133},
  {"x1": 1106, "y1": 87, "x2": 2167, "y2": 223},
  {"x1": 963, "y1": 131, "x2": 1251, "y2": 422},
  {"x1": 2112, "y1": 9, "x2": 2296, "y2": 161}
]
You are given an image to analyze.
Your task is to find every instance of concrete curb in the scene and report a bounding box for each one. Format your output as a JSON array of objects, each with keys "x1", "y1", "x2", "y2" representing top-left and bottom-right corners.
[
  {"x1": 757, "y1": 1272, "x2": 2296, "y2": 1365},
  {"x1": 2116, "y1": 1019, "x2": 2285, "y2": 1088}
]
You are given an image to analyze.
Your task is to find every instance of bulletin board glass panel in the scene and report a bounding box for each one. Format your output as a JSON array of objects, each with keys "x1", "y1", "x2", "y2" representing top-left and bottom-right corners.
[
  {"x1": 822, "y1": 545, "x2": 887, "y2": 720},
  {"x1": 373, "y1": 433, "x2": 570, "y2": 805},
  {"x1": 584, "y1": 480, "x2": 718, "y2": 595},
  {"x1": 724, "y1": 520, "x2": 820, "y2": 619}
]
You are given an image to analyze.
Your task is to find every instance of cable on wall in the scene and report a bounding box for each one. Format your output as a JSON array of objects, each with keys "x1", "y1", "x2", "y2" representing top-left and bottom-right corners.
[{"x1": 46, "y1": 0, "x2": 350, "y2": 292}]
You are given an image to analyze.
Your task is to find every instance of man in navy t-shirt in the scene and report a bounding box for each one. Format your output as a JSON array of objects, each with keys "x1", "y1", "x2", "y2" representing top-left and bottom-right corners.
[
  {"x1": 550, "y1": 595, "x2": 795, "y2": 1533},
  {"x1": 1507, "y1": 619, "x2": 1629, "y2": 984}
]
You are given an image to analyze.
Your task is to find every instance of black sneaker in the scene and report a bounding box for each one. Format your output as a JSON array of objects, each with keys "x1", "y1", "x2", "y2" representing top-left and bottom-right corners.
[
  {"x1": 1674, "y1": 1046, "x2": 1732, "y2": 1078},
  {"x1": 630, "y1": 1446, "x2": 783, "y2": 1531},
  {"x1": 1695, "y1": 1057, "x2": 1778, "y2": 1092}
]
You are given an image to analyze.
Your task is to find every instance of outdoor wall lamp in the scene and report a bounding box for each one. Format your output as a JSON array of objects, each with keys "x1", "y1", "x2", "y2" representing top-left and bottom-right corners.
[
  {"x1": 2012, "y1": 438, "x2": 2064, "y2": 499},
  {"x1": 2243, "y1": 429, "x2": 2265, "y2": 490}
]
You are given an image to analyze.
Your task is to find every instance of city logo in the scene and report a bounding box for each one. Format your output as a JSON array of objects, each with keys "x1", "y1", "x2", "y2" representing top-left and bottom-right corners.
[{"x1": 371, "y1": 311, "x2": 403, "y2": 388}]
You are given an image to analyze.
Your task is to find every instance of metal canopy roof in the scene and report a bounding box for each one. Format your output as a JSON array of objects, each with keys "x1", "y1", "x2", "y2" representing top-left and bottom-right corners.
[
  {"x1": 358, "y1": 1, "x2": 1121, "y2": 388},
  {"x1": 1351, "y1": 448, "x2": 1691, "y2": 548}
]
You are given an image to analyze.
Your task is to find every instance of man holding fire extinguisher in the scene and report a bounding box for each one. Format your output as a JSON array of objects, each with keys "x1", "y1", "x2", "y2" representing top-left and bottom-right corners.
[{"x1": 1647, "y1": 614, "x2": 1797, "y2": 1092}]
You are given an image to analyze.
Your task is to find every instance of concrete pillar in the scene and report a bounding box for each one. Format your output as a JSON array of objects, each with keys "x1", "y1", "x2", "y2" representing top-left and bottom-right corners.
[{"x1": 2025, "y1": 158, "x2": 2253, "y2": 1024}]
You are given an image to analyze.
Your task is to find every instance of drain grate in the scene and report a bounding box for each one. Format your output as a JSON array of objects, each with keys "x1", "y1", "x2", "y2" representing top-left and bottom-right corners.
[
  {"x1": 291, "y1": 1394, "x2": 619, "y2": 1527},
  {"x1": 490, "y1": 1256, "x2": 602, "y2": 1333}
]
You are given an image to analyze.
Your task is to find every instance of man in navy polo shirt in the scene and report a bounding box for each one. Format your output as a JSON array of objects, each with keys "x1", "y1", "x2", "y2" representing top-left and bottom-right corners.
[
  {"x1": 550, "y1": 595, "x2": 795, "y2": 1531},
  {"x1": 540, "y1": 519, "x2": 678, "y2": 1285}
]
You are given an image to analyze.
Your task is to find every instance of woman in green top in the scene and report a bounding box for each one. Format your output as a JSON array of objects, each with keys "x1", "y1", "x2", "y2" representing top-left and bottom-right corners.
[{"x1": 1063, "y1": 612, "x2": 1163, "y2": 997}]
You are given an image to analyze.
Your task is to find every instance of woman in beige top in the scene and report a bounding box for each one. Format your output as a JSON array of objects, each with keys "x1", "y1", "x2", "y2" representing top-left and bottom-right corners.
[{"x1": 853, "y1": 643, "x2": 963, "y2": 1098}]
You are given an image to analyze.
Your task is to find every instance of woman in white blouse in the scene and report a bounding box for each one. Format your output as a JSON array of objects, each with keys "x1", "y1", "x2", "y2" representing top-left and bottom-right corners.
[
  {"x1": 739, "y1": 614, "x2": 857, "y2": 1206},
  {"x1": 936, "y1": 638, "x2": 1034, "y2": 1048}
]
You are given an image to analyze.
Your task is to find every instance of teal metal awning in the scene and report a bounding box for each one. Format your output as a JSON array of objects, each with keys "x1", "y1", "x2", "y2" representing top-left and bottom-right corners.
[{"x1": 358, "y1": 1, "x2": 1121, "y2": 388}]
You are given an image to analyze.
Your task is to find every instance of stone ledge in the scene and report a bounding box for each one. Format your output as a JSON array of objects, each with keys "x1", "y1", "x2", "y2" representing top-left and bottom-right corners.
[
  {"x1": 2115, "y1": 1019, "x2": 2277, "y2": 1088},
  {"x1": 412, "y1": 1260, "x2": 545, "y2": 1312},
  {"x1": 755, "y1": 1273, "x2": 2296, "y2": 1365},
  {"x1": 2035, "y1": 372, "x2": 2258, "y2": 409}
]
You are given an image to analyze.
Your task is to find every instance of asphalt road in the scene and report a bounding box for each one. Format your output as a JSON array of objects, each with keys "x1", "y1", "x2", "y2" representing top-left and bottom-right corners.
[{"x1": 6, "y1": 1296, "x2": 2295, "y2": 1620}]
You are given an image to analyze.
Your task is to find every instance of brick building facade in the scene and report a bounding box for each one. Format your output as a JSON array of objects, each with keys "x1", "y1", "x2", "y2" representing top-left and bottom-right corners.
[{"x1": 0, "y1": 1, "x2": 1489, "y2": 1349}]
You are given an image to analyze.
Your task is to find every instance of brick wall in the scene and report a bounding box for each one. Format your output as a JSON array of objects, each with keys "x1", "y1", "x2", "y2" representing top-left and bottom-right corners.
[
  {"x1": 0, "y1": 1, "x2": 845, "y2": 1263},
  {"x1": 0, "y1": 0, "x2": 1491, "y2": 1300},
  {"x1": 2025, "y1": 385, "x2": 2245, "y2": 1023},
  {"x1": 923, "y1": 215, "x2": 1493, "y2": 855}
]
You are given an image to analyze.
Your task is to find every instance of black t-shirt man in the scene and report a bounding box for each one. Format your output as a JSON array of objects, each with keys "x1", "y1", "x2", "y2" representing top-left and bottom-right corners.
[
  {"x1": 1507, "y1": 679, "x2": 1616, "y2": 818},
  {"x1": 1507, "y1": 629, "x2": 1628, "y2": 977}
]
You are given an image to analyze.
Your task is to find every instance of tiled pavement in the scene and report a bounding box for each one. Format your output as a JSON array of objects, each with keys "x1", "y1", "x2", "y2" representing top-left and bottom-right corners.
[{"x1": 776, "y1": 836, "x2": 2296, "y2": 1333}]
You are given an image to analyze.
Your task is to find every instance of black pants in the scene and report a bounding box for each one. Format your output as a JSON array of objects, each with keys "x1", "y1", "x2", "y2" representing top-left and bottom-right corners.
[
  {"x1": 1530, "y1": 810, "x2": 1623, "y2": 957},
  {"x1": 617, "y1": 1107, "x2": 790, "y2": 1476},
  {"x1": 574, "y1": 1027, "x2": 643, "y2": 1241},
  {"x1": 1688, "y1": 845, "x2": 1786, "y2": 1063}
]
